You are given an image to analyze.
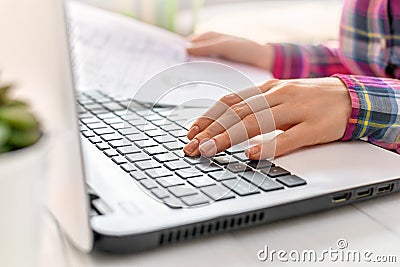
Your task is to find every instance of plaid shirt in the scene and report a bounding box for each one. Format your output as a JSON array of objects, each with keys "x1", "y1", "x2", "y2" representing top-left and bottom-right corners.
[{"x1": 271, "y1": 0, "x2": 400, "y2": 153}]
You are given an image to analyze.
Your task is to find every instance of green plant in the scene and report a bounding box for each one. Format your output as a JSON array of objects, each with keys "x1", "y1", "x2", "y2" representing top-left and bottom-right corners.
[{"x1": 0, "y1": 80, "x2": 40, "y2": 153}]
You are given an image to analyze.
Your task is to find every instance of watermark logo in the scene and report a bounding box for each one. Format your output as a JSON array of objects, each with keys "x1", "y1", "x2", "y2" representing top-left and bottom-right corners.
[{"x1": 257, "y1": 238, "x2": 398, "y2": 263}]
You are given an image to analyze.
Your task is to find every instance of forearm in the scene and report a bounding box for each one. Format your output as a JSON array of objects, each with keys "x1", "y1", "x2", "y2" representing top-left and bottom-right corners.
[
  {"x1": 334, "y1": 74, "x2": 400, "y2": 153},
  {"x1": 271, "y1": 43, "x2": 351, "y2": 79}
]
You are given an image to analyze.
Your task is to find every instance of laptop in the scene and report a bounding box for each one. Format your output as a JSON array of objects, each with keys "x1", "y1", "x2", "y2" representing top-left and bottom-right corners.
[{"x1": 41, "y1": 1, "x2": 400, "y2": 253}]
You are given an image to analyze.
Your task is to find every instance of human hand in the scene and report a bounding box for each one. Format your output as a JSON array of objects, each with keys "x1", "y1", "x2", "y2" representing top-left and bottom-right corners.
[
  {"x1": 187, "y1": 31, "x2": 274, "y2": 70},
  {"x1": 183, "y1": 78, "x2": 352, "y2": 159}
]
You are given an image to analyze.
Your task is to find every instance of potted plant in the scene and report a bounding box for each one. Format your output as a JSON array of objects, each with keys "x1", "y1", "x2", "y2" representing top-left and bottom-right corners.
[
  {"x1": 0, "y1": 79, "x2": 46, "y2": 267},
  {"x1": 0, "y1": 82, "x2": 41, "y2": 152}
]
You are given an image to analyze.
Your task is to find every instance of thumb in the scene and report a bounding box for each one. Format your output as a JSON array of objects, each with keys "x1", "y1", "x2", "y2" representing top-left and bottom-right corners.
[{"x1": 246, "y1": 123, "x2": 312, "y2": 159}]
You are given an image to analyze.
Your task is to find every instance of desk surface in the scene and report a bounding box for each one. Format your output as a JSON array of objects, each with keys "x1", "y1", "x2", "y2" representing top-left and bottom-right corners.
[{"x1": 40, "y1": 192, "x2": 400, "y2": 267}]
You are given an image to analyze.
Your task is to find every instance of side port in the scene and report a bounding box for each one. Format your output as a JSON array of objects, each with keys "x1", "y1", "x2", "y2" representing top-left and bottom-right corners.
[
  {"x1": 355, "y1": 188, "x2": 373, "y2": 199},
  {"x1": 331, "y1": 192, "x2": 352, "y2": 204},
  {"x1": 377, "y1": 183, "x2": 394, "y2": 195}
]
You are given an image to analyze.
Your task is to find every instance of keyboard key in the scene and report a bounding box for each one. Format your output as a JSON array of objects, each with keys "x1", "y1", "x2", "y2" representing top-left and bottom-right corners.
[
  {"x1": 262, "y1": 166, "x2": 290, "y2": 178},
  {"x1": 126, "y1": 152, "x2": 150, "y2": 162},
  {"x1": 168, "y1": 185, "x2": 197, "y2": 198},
  {"x1": 135, "y1": 139, "x2": 158, "y2": 148},
  {"x1": 129, "y1": 170, "x2": 147, "y2": 180},
  {"x1": 187, "y1": 176, "x2": 216, "y2": 187},
  {"x1": 160, "y1": 124, "x2": 181, "y2": 132},
  {"x1": 183, "y1": 156, "x2": 210, "y2": 165},
  {"x1": 196, "y1": 163, "x2": 222, "y2": 173},
  {"x1": 102, "y1": 102, "x2": 125, "y2": 111},
  {"x1": 136, "y1": 124, "x2": 158, "y2": 132},
  {"x1": 110, "y1": 122, "x2": 130, "y2": 130},
  {"x1": 89, "y1": 136, "x2": 102, "y2": 144},
  {"x1": 84, "y1": 103, "x2": 103, "y2": 111},
  {"x1": 232, "y1": 152, "x2": 248, "y2": 162},
  {"x1": 151, "y1": 188, "x2": 169, "y2": 199},
  {"x1": 163, "y1": 197, "x2": 183, "y2": 209},
  {"x1": 80, "y1": 117, "x2": 99, "y2": 124},
  {"x1": 126, "y1": 133, "x2": 148, "y2": 142},
  {"x1": 103, "y1": 117, "x2": 124, "y2": 124},
  {"x1": 222, "y1": 179, "x2": 260, "y2": 196},
  {"x1": 87, "y1": 122, "x2": 108, "y2": 130},
  {"x1": 82, "y1": 130, "x2": 95, "y2": 138},
  {"x1": 157, "y1": 176, "x2": 184, "y2": 187},
  {"x1": 117, "y1": 146, "x2": 140, "y2": 155},
  {"x1": 240, "y1": 171, "x2": 284, "y2": 192},
  {"x1": 112, "y1": 156, "x2": 128, "y2": 165},
  {"x1": 140, "y1": 179, "x2": 158, "y2": 189},
  {"x1": 248, "y1": 160, "x2": 274, "y2": 169},
  {"x1": 179, "y1": 137, "x2": 189, "y2": 144},
  {"x1": 276, "y1": 175, "x2": 306, "y2": 187},
  {"x1": 109, "y1": 139, "x2": 131, "y2": 148},
  {"x1": 226, "y1": 145, "x2": 245, "y2": 154},
  {"x1": 118, "y1": 127, "x2": 140, "y2": 135},
  {"x1": 201, "y1": 185, "x2": 235, "y2": 201},
  {"x1": 152, "y1": 153, "x2": 177, "y2": 164},
  {"x1": 103, "y1": 149, "x2": 118, "y2": 157},
  {"x1": 93, "y1": 127, "x2": 114, "y2": 135},
  {"x1": 213, "y1": 155, "x2": 238, "y2": 165},
  {"x1": 146, "y1": 114, "x2": 164, "y2": 121},
  {"x1": 208, "y1": 170, "x2": 236, "y2": 181},
  {"x1": 169, "y1": 129, "x2": 187, "y2": 138},
  {"x1": 100, "y1": 133, "x2": 123, "y2": 141},
  {"x1": 145, "y1": 167, "x2": 173, "y2": 178},
  {"x1": 163, "y1": 141, "x2": 185, "y2": 151},
  {"x1": 154, "y1": 134, "x2": 176, "y2": 143},
  {"x1": 181, "y1": 194, "x2": 209, "y2": 206},
  {"x1": 120, "y1": 163, "x2": 137, "y2": 172},
  {"x1": 135, "y1": 160, "x2": 161, "y2": 171},
  {"x1": 176, "y1": 168, "x2": 203, "y2": 179},
  {"x1": 226, "y1": 162, "x2": 250, "y2": 173},
  {"x1": 152, "y1": 119, "x2": 172, "y2": 126},
  {"x1": 95, "y1": 142, "x2": 110, "y2": 150},
  {"x1": 145, "y1": 129, "x2": 166, "y2": 138},
  {"x1": 173, "y1": 150, "x2": 185, "y2": 158},
  {"x1": 97, "y1": 113, "x2": 116, "y2": 119},
  {"x1": 144, "y1": 145, "x2": 168, "y2": 155},
  {"x1": 165, "y1": 160, "x2": 191, "y2": 170}
]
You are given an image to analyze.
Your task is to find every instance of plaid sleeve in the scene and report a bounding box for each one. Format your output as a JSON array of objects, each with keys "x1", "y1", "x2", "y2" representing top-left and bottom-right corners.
[
  {"x1": 271, "y1": 43, "x2": 351, "y2": 79},
  {"x1": 333, "y1": 74, "x2": 400, "y2": 153}
]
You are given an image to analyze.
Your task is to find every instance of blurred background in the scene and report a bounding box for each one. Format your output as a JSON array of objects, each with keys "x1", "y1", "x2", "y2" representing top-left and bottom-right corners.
[{"x1": 79, "y1": 0, "x2": 342, "y2": 44}]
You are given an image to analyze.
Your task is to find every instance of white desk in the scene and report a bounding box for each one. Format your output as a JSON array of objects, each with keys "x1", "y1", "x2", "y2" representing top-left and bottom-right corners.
[{"x1": 40, "y1": 192, "x2": 400, "y2": 267}]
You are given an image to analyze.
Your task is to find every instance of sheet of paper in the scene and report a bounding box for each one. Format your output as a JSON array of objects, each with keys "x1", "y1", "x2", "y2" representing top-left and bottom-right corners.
[{"x1": 67, "y1": 1, "x2": 272, "y2": 105}]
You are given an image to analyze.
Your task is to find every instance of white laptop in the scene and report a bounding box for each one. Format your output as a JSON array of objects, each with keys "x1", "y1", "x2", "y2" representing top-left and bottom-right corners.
[{"x1": 33, "y1": 1, "x2": 400, "y2": 253}]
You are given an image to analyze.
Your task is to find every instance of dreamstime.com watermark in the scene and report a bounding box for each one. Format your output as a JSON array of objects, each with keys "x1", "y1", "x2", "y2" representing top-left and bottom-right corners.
[{"x1": 257, "y1": 238, "x2": 398, "y2": 263}]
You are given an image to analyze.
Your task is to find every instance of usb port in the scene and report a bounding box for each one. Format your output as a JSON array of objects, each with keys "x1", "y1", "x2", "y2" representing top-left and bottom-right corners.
[
  {"x1": 377, "y1": 183, "x2": 394, "y2": 195},
  {"x1": 355, "y1": 188, "x2": 373, "y2": 199},
  {"x1": 331, "y1": 192, "x2": 352, "y2": 204}
]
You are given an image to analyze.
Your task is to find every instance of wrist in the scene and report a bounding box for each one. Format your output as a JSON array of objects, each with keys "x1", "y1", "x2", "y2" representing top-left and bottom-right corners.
[{"x1": 253, "y1": 44, "x2": 274, "y2": 71}]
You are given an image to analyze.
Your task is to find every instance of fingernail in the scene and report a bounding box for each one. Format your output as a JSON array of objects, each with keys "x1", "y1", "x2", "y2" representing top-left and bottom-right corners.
[
  {"x1": 199, "y1": 139, "x2": 217, "y2": 157},
  {"x1": 184, "y1": 138, "x2": 199, "y2": 153},
  {"x1": 187, "y1": 125, "x2": 200, "y2": 138},
  {"x1": 247, "y1": 146, "x2": 260, "y2": 156}
]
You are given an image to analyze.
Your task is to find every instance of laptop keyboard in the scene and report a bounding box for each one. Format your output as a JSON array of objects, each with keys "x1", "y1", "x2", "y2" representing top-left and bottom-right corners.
[{"x1": 77, "y1": 90, "x2": 307, "y2": 209}]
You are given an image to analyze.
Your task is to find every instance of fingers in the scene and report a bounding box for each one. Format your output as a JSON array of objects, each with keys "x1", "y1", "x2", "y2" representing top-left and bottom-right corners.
[
  {"x1": 186, "y1": 103, "x2": 296, "y2": 157},
  {"x1": 186, "y1": 79, "x2": 279, "y2": 140},
  {"x1": 198, "y1": 109, "x2": 276, "y2": 157},
  {"x1": 246, "y1": 123, "x2": 314, "y2": 160},
  {"x1": 189, "y1": 31, "x2": 221, "y2": 42},
  {"x1": 187, "y1": 39, "x2": 222, "y2": 56},
  {"x1": 192, "y1": 91, "x2": 283, "y2": 146}
]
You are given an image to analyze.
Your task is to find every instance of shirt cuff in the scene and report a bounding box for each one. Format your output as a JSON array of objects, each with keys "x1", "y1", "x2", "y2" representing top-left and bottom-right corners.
[{"x1": 331, "y1": 74, "x2": 361, "y2": 141}]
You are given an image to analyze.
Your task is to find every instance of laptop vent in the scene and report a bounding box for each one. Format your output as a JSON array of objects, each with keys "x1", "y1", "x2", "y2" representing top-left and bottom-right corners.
[{"x1": 158, "y1": 211, "x2": 265, "y2": 246}]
